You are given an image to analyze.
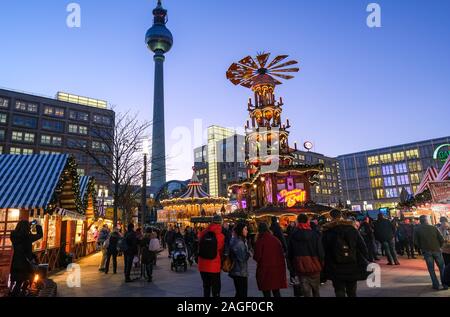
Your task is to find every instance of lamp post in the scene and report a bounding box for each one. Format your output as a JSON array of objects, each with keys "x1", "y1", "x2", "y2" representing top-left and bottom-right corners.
[{"x1": 142, "y1": 139, "x2": 150, "y2": 227}]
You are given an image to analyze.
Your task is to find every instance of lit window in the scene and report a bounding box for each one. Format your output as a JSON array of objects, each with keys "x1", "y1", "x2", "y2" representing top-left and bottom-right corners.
[
  {"x1": 380, "y1": 154, "x2": 392, "y2": 164},
  {"x1": 406, "y1": 149, "x2": 419, "y2": 160},
  {"x1": 10, "y1": 147, "x2": 22, "y2": 155},
  {"x1": 393, "y1": 152, "x2": 405, "y2": 162},
  {"x1": 382, "y1": 165, "x2": 394, "y2": 175},
  {"x1": 397, "y1": 175, "x2": 410, "y2": 185},
  {"x1": 44, "y1": 106, "x2": 54, "y2": 115},
  {"x1": 15, "y1": 101, "x2": 37, "y2": 113},
  {"x1": 376, "y1": 189, "x2": 385, "y2": 199},
  {"x1": 371, "y1": 178, "x2": 382, "y2": 188},
  {"x1": 368, "y1": 156, "x2": 380, "y2": 165},
  {"x1": 395, "y1": 163, "x2": 407, "y2": 174},
  {"x1": 53, "y1": 137, "x2": 62, "y2": 146},
  {"x1": 383, "y1": 176, "x2": 396, "y2": 187},
  {"x1": 0, "y1": 146, "x2": 3, "y2": 154},
  {"x1": 79, "y1": 126, "x2": 88, "y2": 135},
  {"x1": 69, "y1": 124, "x2": 78, "y2": 133},
  {"x1": 386, "y1": 188, "x2": 398, "y2": 198},
  {"x1": 77, "y1": 169, "x2": 85, "y2": 176},
  {"x1": 0, "y1": 97, "x2": 9, "y2": 108},
  {"x1": 410, "y1": 173, "x2": 420, "y2": 184},
  {"x1": 23, "y1": 133, "x2": 35, "y2": 143},
  {"x1": 12, "y1": 131, "x2": 23, "y2": 141},
  {"x1": 0, "y1": 113, "x2": 7, "y2": 124},
  {"x1": 41, "y1": 135, "x2": 51, "y2": 145},
  {"x1": 369, "y1": 167, "x2": 381, "y2": 177},
  {"x1": 22, "y1": 149, "x2": 33, "y2": 155},
  {"x1": 408, "y1": 161, "x2": 422, "y2": 172}
]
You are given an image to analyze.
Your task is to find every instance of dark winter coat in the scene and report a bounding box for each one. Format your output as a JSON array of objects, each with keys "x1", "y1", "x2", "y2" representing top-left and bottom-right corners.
[
  {"x1": 374, "y1": 219, "x2": 396, "y2": 242},
  {"x1": 165, "y1": 230, "x2": 176, "y2": 246},
  {"x1": 140, "y1": 236, "x2": 154, "y2": 265},
  {"x1": 229, "y1": 237, "x2": 250, "y2": 278},
  {"x1": 271, "y1": 222, "x2": 288, "y2": 253},
  {"x1": 398, "y1": 223, "x2": 414, "y2": 241},
  {"x1": 124, "y1": 230, "x2": 138, "y2": 256},
  {"x1": 359, "y1": 222, "x2": 375, "y2": 242},
  {"x1": 414, "y1": 224, "x2": 444, "y2": 253},
  {"x1": 288, "y1": 224, "x2": 324, "y2": 277},
  {"x1": 322, "y1": 220, "x2": 369, "y2": 282},
  {"x1": 184, "y1": 231, "x2": 196, "y2": 246},
  {"x1": 107, "y1": 232, "x2": 120, "y2": 255},
  {"x1": 10, "y1": 225, "x2": 43, "y2": 282},
  {"x1": 253, "y1": 232, "x2": 287, "y2": 291}
]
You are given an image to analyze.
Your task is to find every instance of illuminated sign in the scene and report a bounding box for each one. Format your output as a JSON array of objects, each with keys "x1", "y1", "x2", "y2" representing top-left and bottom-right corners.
[
  {"x1": 278, "y1": 189, "x2": 306, "y2": 207},
  {"x1": 433, "y1": 144, "x2": 450, "y2": 162}
]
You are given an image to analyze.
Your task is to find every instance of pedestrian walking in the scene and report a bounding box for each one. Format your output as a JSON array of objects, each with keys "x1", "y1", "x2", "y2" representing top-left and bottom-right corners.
[
  {"x1": 374, "y1": 213, "x2": 400, "y2": 265},
  {"x1": 165, "y1": 226, "x2": 176, "y2": 257},
  {"x1": 322, "y1": 209, "x2": 369, "y2": 298},
  {"x1": 97, "y1": 225, "x2": 110, "y2": 272},
  {"x1": 123, "y1": 223, "x2": 138, "y2": 283},
  {"x1": 104, "y1": 228, "x2": 120, "y2": 274},
  {"x1": 414, "y1": 215, "x2": 448, "y2": 290},
  {"x1": 288, "y1": 214, "x2": 324, "y2": 297},
  {"x1": 437, "y1": 217, "x2": 450, "y2": 266},
  {"x1": 197, "y1": 215, "x2": 225, "y2": 297},
  {"x1": 253, "y1": 222, "x2": 287, "y2": 297}
]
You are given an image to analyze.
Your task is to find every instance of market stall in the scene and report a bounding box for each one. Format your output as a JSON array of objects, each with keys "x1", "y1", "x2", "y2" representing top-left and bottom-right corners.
[{"x1": 0, "y1": 154, "x2": 86, "y2": 289}]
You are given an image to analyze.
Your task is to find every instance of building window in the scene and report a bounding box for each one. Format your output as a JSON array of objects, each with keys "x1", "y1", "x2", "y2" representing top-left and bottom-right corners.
[
  {"x1": 0, "y1": 97, "x2": 9, "y2": 108},
  {"x1": 77, "y1": 168, "x2": 85, "y2": 176},
  {"x1": 44, "y1": 106, "x2": 65, "y2": 118},
  {"x1": 0, "y1": 129, "x2": 4, "y2": 141},
  {"x1": 408, "y1": 161, "x2": 422, "y2": 172},
  {"x1": 406, "y1": 149, "x2": 419, "y2": 160},
  {"x1": 383, "y1": 176, "x2": 396, "y2": 187},
  {"x1": 69, "y1": 124, "x2": 88, "y2": 135},
  {"x1": 12, "y1": 132, "x2": 22, "y2": 142},
  {"x1": 0, "y1": 113, "x2": 8, "y2": 124},
  {"x1": 371, "y1": 178, "x2": 382, "y2": 188},
  {"x1": 41, "y1": 135, "x2": 51, "y2": 145},
  {"x1": 10, "y1": 147, "x2": 22, "y2": 155},
  {"x1": 22, "y1": 149, "x2": 33, "y2": 155},
  {"x1": 395, "y1": 163, "x2": 407, "y2": 174},
  {"x1": 40, "y1": 150, "x2": 60, "y2": 154},
  {"x1": 410, "y1": 173, "x2": 420, "y2": 184},
  {"x1": 368, "y1": 156, "x2": 379, "y2": 165},
  {"x1": 369, "y1": 167, "x2": 381, "y2": 177},
  {"x1": 0, "y1": 146, "x2": 2, "y2": 154},
  {"x1": 41, "y1": 135, "x2": 62, "y2": 146},
  {"x1": 386, "y1": 188, "x2": 398, "y2": 198},
  {"x1": 42, "y1": 120, "x2": 64, "y2": 132},
  {"x1": 67, "y1": 139, "x2": 87, "y2": 149},
  {"x1": 69, "y1": 111, "x2": 89, "y2": 122},
  {"x1": 380, "y1": 154, "x2": 392, "y2": 164},
  {"x1": 12, "y1": 115, "x2": 37, "y2": 128},
  {"x1": 15, "y1": 101, "x2": 38, "y2": 113},
  {"x1": 382, "y1": 165, "x2": 394, "y2": 175},
  {"x1": 93, "y1": 114, "x2": 111, "y2": 125},
  {"x1": 397, "y1": 175, "x2": 410, "y2": 185},
  {"x1": 375, "y1": 189, "x2": 385, "y2": 199},
  {"x1": 393, "y1": 152, "x2": 405, "y2": 162}
]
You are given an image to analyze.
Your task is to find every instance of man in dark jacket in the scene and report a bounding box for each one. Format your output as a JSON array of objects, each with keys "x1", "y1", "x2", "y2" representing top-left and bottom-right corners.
[
  {"x1": 165, "y1": 226, "x2": 176, "y2": 257},
  {"x1": 414, "y1": 215, "x2": 448, "y2": 290},
  {"x1": 398, "y1": 218, "x2": 416, "y2": 259},
  {"x1": 322, "y1": 209, "x2": 369, "y2": 297},
  {"x1": 359, "y1": 217, "x2": 379, "y2": 262},
  {"x1": 288, "y1": 214, "x2": 324, "y2": 297},
  {"x1": 124, "y1": 223, "x2": 138, "y2": 283},
  {"x1": 374, "y1": 213, "x2": 400, "y2": 265}
]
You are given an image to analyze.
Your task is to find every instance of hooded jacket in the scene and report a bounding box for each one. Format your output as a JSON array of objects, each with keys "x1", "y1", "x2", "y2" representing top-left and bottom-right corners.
[{"x1": 288, "y1": 223, "x2": 324, "y2": 277}]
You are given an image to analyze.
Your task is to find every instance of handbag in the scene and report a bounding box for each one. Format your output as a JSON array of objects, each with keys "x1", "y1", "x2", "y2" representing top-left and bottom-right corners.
[{"x1": 222, "y1": 255, "x2": 234, "y2": 273}]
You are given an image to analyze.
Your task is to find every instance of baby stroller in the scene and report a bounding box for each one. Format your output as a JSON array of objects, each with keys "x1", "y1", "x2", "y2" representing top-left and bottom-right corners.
[{"x1": 171, "y1": 239, "x2": 188, "y2": 272}]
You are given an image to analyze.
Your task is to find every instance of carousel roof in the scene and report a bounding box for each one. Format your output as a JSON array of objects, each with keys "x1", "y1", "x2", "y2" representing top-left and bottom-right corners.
[{"x1": 161, "y1": 169, "x2": 228, "y2": 206}]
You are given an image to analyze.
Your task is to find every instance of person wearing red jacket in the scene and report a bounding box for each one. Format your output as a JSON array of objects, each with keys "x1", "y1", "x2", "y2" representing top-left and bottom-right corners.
[
  {"x1": 197, "y1": 215, "x2": 225, "y2": 297},
  {"x1": 254, "y1": 222, "x2": 288, "y2": 297}
]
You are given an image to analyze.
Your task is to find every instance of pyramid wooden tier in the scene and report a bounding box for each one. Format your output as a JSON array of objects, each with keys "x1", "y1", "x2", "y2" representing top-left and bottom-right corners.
[{"x1": 160, "y1": 170, "x2": 228, "y2": 224}]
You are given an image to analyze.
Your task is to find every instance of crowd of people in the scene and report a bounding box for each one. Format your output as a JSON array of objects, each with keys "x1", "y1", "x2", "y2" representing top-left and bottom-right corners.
[{"x1": 92, "y1": 211, "x2": 450, "y2": 298}]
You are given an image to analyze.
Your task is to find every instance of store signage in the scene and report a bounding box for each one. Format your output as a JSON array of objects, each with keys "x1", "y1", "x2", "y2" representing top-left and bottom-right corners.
[
  {"x1": 433, "y1": 144, "x2": 450, "y2": 162},
  {"x1": 278, "y1": 189, "x2": 306, "y2": 207},
  {"x1": 429, "y1": 181, "x2": 450, "y2": 204}
]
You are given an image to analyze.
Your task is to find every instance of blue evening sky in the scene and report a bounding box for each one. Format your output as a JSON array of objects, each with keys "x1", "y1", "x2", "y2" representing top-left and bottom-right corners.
[{"x1": 1, "y1": 0, "x2": 449, "y2": 180}]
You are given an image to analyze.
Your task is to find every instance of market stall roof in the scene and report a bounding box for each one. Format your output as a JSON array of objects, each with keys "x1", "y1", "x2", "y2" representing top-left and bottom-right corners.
[
  {"x1": 0, "y1": 154, "x2": 69, "y2": 209},
  {"x1": 415, "y1": 167, "x2": 438, "y2": 196}
]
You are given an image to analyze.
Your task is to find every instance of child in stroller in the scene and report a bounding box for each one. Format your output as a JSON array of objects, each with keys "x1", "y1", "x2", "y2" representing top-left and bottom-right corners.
[{"x1": 171, "y1": 238, "x2": 188, "y2": 272}]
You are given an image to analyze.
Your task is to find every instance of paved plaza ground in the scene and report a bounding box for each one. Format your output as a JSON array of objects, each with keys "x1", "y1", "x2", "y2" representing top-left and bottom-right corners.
[{"x1": 50, "y1": 250, "x2": 450, "y2": 298}]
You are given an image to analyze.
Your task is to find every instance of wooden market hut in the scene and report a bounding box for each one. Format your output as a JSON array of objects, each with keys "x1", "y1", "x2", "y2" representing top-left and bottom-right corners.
[{"x1": 0, "y1": 154, "x2": 86, "y2": 289}]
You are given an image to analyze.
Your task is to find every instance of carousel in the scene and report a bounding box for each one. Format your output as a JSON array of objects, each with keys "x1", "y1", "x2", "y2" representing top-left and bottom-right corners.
[
  {"x1": 226, "y1": 52, "x2": 325, "y2": 227},
  {"x1": 160, "y1": 168, "x2": 228, "y2": 227}
]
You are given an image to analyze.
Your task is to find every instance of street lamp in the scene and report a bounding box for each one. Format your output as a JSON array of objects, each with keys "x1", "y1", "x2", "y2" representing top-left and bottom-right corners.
[{"x1": 141, "y1": 138, "x2": 150, "y2": 227}]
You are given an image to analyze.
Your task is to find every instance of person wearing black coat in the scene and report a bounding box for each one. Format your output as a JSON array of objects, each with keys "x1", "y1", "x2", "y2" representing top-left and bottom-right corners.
[
  {"x1": 398, "y1": 219, "x2": 416, "y2": 259},
  {"x1": 359, "y1": 217, "x2": 379, "y2": 262},
  {"x1": 10, "y1": 220, "x2": 43, "y2": 297},
  {"x1": 322, "y1": 210, "x2": 369, "y2": 298},
  {"x1": 124, "y1": 223, "x2": 138, "y2": 283},
  {"x1": 104, "y1": 229, "x2": 120, "y2": 274},
  {"x1": 165, "y1": 226, "x2": 176, "y2": 257},
  {"x1": 374, "y1": 214, "x2": 400, "y2": 265},
  {"x1": 270, "y1": 217, "x2": 288, "y2": 253},
  {"x1": 184, "y1": 226, "x2": 196, "y2": 265}
]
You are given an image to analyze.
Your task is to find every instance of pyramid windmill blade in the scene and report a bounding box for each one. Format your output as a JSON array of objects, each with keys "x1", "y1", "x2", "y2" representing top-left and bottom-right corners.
[
  {"x1": 238, "y1": 56, "x2": 258, "y2": 69},
  {"x1": 271, "y1": 67, "x2": 300, "y2": 73},
  {"x1": 256, "y1": 53, "x2": 271, "y2": 68},
  {"x1": 270, "y1": 60, "x2": 299, "y2": 70},
  {"x1": 272, "y1": 73, "x2": 295, "y2": 80},
  {"x1": 266, "y1": 55, "x2": 289, "y2": 69}
]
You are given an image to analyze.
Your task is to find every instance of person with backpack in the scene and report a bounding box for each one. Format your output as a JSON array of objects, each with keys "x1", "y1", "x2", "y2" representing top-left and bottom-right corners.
[
  {"x1": 322, "y1": 209, "x2": 369, "y2": 297},
  {"x1": 197, "y1": 215, "x2": 225, "y2": 297},
  {"x1": 254, "y1": 222, "x2": 287, "y2": 297},
  {"x1": 288, "y1": 214, "x2": 324, "y2": 297},
  {"x1": 104, "y1": 228, "x2": 121, "y2": 274},
  {"x1": 123, "y1": 223, "x2": 138, "y2": 283},
  {"x1": 374, "y1": 213, "x2": 400, "y2": 265},
  {"x1": 414, "y1": 215, "x2": 448, "y2": 290},
  {"x1": 228, "y1": 222, "x2": 250, "y2": 298}
]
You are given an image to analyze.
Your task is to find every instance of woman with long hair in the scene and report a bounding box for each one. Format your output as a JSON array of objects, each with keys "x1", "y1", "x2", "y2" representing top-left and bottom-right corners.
[
  {"x1": 10, "y1": 220, "x2": 43, "y2": 296},
  {"x1": 228, "y1": 222, "x2": 250, "y2": 298}
]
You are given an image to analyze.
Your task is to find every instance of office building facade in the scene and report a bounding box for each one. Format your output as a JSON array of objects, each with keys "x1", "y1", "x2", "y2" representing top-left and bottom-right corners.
[
  {"x1": 338, "y1": 136, "x2": 450, "y2": 211},
  {"x1": 0, "y1": 88, "x2": 114, "y2": 192}
]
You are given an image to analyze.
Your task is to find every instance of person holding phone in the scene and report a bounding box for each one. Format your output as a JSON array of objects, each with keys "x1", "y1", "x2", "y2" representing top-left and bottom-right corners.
[{"x1": 10, "y1": 219, "x2": 43, "y2": 297}]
